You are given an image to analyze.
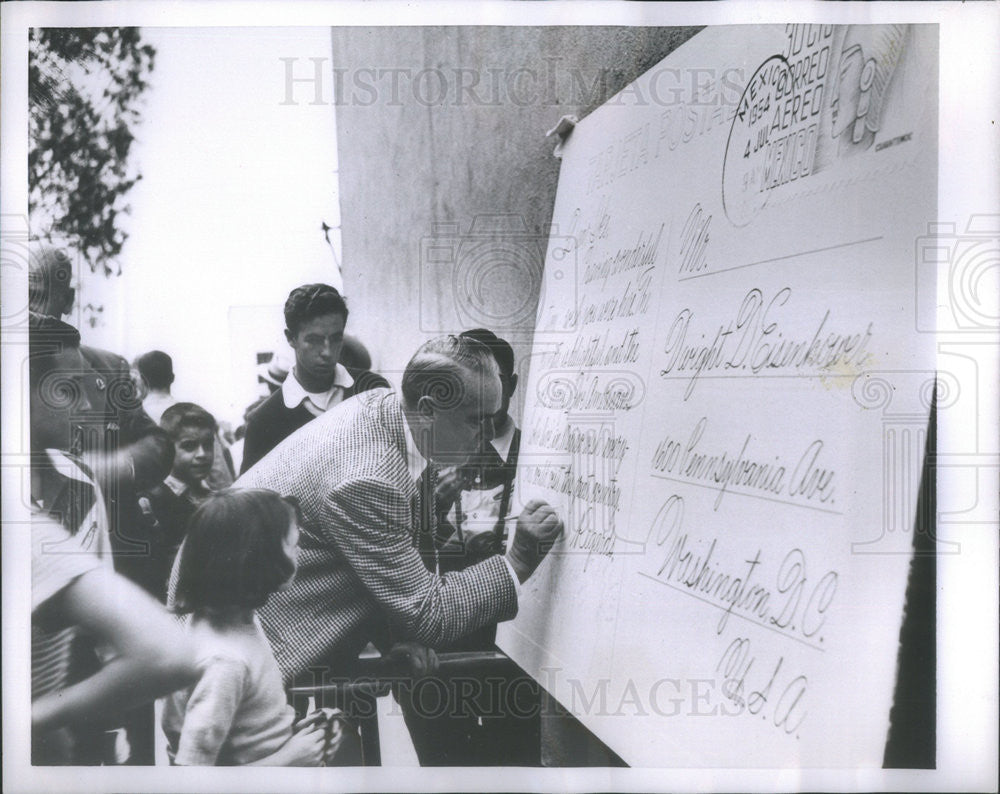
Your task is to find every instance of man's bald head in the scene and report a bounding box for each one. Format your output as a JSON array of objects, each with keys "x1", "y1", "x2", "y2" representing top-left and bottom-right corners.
[
  {"x1": 401, "y1": 335, "x2": 500, "y2": 411},
  {"x1": 28, "y1": 244, "x2": 75, "y2": 318},
  {"x1": 401, "y1": 335, "x2": 502, "y2": 465}
]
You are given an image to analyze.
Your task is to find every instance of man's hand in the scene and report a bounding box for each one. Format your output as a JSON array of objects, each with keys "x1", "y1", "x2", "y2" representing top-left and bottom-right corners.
[
  {"x1": 506, "y1": 499, "x2": 564, "y2": 583},
  {"x1": 386, "y1": 641, "x2": 439, "y2": 679}
]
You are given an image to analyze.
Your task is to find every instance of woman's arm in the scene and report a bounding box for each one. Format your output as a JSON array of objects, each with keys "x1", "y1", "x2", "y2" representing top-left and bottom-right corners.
[{"x1": 31, "y1": 567, "x2": 197, "y2": 733}]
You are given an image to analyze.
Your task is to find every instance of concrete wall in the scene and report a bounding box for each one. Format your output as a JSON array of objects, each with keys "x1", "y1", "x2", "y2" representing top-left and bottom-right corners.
[{"x1": 332, "y1": 26, "x2": 701, "y2": 418}]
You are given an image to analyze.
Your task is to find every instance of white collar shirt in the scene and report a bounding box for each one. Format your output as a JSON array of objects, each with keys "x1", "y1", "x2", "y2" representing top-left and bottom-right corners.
[
  {"x1": 163, "y1": 474, "x2": 209, "y2": 499},
  {"x1": 282, "y1": 364, "x2": 355, "y2": 417}
]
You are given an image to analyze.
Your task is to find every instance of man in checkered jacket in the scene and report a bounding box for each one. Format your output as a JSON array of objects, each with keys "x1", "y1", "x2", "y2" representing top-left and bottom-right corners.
[{"x1": 238, "y1": 334, "x2": 563, "y2": 687}]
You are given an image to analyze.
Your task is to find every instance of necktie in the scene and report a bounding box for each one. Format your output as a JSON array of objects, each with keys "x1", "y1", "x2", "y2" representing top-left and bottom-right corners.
[{"x1": 416, "y1": 466, "x2": 438, "y2": 573}]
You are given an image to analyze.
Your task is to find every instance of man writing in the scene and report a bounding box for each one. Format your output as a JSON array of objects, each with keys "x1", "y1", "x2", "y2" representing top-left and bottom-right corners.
[
  {"x1": 235, "y1": 334, "x2": 563, "y2": 686},
  {"x1": 435, "y1": 328, "x2": 521, "y2": 572},
  {"x1": 399, "y1": 328, "x2": 537, "y2": 765}
]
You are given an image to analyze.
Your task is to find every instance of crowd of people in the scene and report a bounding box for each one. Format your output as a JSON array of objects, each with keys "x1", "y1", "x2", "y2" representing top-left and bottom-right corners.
[{"x1": 26, "y1": 243, "x2": 563, "y2": 767}]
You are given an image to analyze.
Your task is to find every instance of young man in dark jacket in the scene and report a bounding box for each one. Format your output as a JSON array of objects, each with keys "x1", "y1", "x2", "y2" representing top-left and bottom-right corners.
[{"x1": 240, "y1": 283, "x2": 388, "y2": 473}]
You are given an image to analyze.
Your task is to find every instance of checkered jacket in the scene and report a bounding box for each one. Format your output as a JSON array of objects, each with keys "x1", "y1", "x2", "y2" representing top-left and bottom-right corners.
[{"x1": 238, "y1": 388, "x2": 519, "y2": 683}]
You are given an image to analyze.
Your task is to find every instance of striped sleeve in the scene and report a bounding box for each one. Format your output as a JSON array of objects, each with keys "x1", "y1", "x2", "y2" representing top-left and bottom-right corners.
[
  {"x1": 31, "y1": 514, "x2": 104, "y2": 700},
  {"x1": 32, "y1": 514, "x2": 103, "y2": 613}
]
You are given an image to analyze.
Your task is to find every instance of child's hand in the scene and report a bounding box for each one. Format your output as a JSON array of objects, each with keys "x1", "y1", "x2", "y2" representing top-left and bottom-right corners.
[
  {"x1": 296, "y1": 708, "x2": 351, "y2": 765},
  {"x1": 293, "y1": 710, "x2": 325, "y2": 733},
  {"x1": 323, "y1": 716, "x2": 346, "y2": 765},
  {"x1": 282, "y1": 722, "x2": 326, "y2": 766}
]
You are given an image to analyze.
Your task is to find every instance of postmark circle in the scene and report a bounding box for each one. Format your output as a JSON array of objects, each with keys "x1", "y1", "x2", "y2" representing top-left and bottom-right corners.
[{"x1": 722, "y1": 55, "x2": 793, "y2": 227}]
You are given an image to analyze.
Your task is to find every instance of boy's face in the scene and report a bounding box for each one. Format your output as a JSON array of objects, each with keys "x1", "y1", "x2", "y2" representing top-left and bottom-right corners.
[
  {"x1": 286, "y1": 312, "x2": 346, "y2": 389},
  {"x1": 171, "y1": 426, "x2": 215, "y2": 485}
]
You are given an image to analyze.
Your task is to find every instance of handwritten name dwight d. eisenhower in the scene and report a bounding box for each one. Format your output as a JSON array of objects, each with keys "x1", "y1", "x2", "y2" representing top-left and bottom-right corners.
[{"x1": 660, "y1": 286, "x2": 874, "y2": 399}]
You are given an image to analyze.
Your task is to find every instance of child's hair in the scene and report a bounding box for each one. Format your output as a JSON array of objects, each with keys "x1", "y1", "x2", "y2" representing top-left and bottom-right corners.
[
  {"x1": 160, "y1": 402, "x2": 218, "y2": 440},
  {"x1": 172, "y1": 488, "x2": 300, "y2": 613}
]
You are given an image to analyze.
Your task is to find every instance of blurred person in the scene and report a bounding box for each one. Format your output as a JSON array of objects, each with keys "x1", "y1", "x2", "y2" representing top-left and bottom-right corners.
[
  {"x1": 28, "y1": 244, "x2": 173, "y2": 558},
  {"x1": 259, "y1": 354, "x2": 291, "y2": 394},
  {"x1": 240, "y1": 284, "x2": 388, "y2": 474},
  {"x1": 27, "y1": 244, "x2": 76, "y2": 318},
  {"x1": 241, "y1": 354, "x2": 290, "y2": 424},
  {"x1": 29, "y1": 246, "x2": 174, "y2": 764},
  {"x1": 28, "y1": 313, "x2": 197, "y2": 765},
  {"x1": 339, "y1": 333, "x2": 374, "y2": 378}
]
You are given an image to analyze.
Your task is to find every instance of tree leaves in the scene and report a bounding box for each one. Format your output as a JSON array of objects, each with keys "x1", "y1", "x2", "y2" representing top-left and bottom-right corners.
[{"x1": 29, "y1": 28, "x2": 156, "y2": 276}]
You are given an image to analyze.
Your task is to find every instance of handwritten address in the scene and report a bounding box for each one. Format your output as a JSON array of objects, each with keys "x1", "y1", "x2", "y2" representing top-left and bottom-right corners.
[
  {"x1": 645, "y1": 494, "x2": 840, "y2": 642},
  {"x1": 650, "y1": 416, "x2": 836, "y2": 509}
]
